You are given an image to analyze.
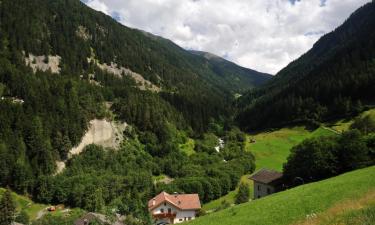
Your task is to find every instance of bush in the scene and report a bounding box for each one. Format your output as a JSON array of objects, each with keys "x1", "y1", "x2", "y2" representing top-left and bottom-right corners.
[{"x1": 235, "y1": 182, "x2": 250, "y2": 204}]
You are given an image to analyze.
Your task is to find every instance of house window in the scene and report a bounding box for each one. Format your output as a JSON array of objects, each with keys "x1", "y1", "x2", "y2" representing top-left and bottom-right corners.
[
  {"x1": 179, "y1": 219, "x2": 183, "y2": 221},
  {"x1": 184, "y1": 217, "x2": 187, "y2": 221},
  {"x1": 257, "y1": 185, "x2": 261, "y2": 191},
  {"x1": 267, "y1": 188, "x2": 271, "y2": 194},
  {"x1": 168, "y1": 208, "x2": 171, "y2": 213},
  {"x1": 160, "y1": 208, "x2": 164, "y2": 213},
  {"x1": 164, "y1": 203, "x2": 166, "y2": 206},
  {"x1": 188, "y1": 217, "x2": 192, "y2": 220}
]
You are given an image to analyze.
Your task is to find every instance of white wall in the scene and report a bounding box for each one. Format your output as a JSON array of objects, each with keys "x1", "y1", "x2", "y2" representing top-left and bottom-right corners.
[
  {"x1": 174, "y1": 210, "x2": 196, "y2": 224},
  {"x1": 253, "y1": 182, "x2": 275, "y2": 199},
  {"x1": 151, "y1": 202, "x2": 197, "y2": 224}
]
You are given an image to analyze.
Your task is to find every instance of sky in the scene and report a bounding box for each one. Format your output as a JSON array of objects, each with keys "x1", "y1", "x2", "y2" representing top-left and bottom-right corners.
[{"x1": 82, "y1": 0, "x2": 371, "y2": 75}]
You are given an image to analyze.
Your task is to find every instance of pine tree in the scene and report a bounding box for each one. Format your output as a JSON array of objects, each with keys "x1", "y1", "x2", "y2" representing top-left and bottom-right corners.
[
  {"x1": 234, "y1": 182, "x2": 250, "y2": 204},
  {"x1": 0, "y1": 189, "x2": 16, "y2": 225}
]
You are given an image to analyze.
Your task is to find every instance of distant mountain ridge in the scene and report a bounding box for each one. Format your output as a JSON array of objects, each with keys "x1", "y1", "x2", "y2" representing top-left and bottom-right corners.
[
  {"x1": 237, "y1": 1, "x2": 375, "y2": 130},
  {"x1": 191, "y1": 50, "x2": 272, "y2": 92}
]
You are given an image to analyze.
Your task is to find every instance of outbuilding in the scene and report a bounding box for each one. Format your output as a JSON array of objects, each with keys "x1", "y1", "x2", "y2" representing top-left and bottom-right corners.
[{"x1": 250, "y1": 169, "x2": 284, "y2": 199}]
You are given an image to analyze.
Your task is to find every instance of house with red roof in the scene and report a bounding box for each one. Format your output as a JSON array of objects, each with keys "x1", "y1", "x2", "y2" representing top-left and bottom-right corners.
[{"x1": 148, "y1": 192, "x2": 201, "y2": 224}]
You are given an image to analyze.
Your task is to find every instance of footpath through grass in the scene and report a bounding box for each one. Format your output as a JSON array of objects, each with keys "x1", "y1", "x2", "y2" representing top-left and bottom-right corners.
[{"x1": 192, "y1": 166, "x2": 375, "y2": 225}]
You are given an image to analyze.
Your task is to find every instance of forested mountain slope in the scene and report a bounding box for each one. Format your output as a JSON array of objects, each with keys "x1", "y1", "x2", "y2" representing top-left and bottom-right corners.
[
  {"x1": 190, "y1": 51, "x2": 272, "y2": 93},
  {"x1": 0, "y1": 0, "x2": 260, "y2": 222},
  {"x1": 237, "y1": 1, "x2": 375, "y2": 130}
]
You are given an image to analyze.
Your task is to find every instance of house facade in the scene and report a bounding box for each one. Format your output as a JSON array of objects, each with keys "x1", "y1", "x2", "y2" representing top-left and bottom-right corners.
[
  {"x1": 148, "y1": 192, "x2": 201, "y2": 224},
  {"x1": 250, "y1": 169, "x2": 284, "y2": 199}
]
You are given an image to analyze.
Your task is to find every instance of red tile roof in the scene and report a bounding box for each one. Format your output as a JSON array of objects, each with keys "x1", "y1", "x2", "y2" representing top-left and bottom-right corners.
[
  {"x1": 250, "y1": 169, "x2": 283, "y2": 184},
  {"x1": 148, "y1": 192, "x2": 201, "y2": 211}
]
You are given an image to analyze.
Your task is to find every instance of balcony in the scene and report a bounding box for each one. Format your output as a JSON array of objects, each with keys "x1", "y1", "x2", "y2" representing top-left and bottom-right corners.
[{"x1": 152, "y1": 212, "x2": 177, "y2": 219}]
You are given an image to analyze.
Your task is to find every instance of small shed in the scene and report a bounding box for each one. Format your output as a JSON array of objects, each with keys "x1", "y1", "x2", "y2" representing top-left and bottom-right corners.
[{"x1": 250, "y1": 169, "x2": 284, "y2": 199}]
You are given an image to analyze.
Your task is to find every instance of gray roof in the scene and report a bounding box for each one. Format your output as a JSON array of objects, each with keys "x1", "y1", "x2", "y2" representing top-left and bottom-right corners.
[
  {"x1": 74, "y1": 213, "x2": 125, "y2": 225},
  {"x1": 250, "y1": 169, "x2": 283, "y2": 184}
]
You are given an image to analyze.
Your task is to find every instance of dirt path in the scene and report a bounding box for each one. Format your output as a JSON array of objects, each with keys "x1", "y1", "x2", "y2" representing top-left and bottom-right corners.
[{"x1": 322, "y1": 126, "x2": 341, "y2": 135}]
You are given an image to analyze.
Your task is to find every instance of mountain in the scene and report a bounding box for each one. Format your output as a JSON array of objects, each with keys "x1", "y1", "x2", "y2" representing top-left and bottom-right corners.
[
  {"x1": 0, "y1": 0, "x2": 258, "y2": 222},
  {"x1": 190, "y1": 51, "x2": 272, "y2": 93},
  {"x1": 0, "y1": 0, "x2": 270, "y2": 133},
  {"x1": 237, "y1": 1, "x2": 375, "y2": 130}
]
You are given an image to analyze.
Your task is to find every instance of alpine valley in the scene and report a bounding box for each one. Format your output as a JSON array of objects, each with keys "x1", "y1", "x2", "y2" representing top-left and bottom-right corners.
[{"x1": 0, "y1": 0, "x2": 374, "y2": 225}]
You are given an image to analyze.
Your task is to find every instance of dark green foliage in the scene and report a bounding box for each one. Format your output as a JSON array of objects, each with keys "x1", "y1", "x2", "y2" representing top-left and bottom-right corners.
[
  {"x1": 156, "y1": 129, "x2": 255, "y2": 204},
  {"x1": 350, "y1": 115, "x2": 375, "y2": 134},
  {"x1": 235, "y1": 182, "x2": 250, "y2": 204},
  {"x1": 15, "y1": 210, "x2": 29, "y2": 225},
  {"x1": 0, "y1": 189, "x2": 16, "y2": 225},
  {"x1": 190, "y1": 51, "x2": 272, "y2": 93},
  {"x1": 214, "y1": 200, "x2": 231, "y2": 212},
  {"x1": 0, "y1": 0, "x2": 262, "y2": 223},
  {"x1": 283, "y1": 129, "x2": 374, "y2": 184},
  {"x1": 237, "y1": 2, "x2": 375, "y2": 130}
]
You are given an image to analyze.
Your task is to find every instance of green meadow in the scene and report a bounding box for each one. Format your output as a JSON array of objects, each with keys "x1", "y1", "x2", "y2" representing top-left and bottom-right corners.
[
  {"x1": 192, "y1": 166, "x2": 375, "y2": 225},
  {"x1": 246, "y1": 126, "x2": 336, "y2": 171},
  {"x1": 0, "y1": 188, "x2": 83, "y2": 221},
  {"x1": 203, "y1": 126, "x2": 336, "y2": 211}
]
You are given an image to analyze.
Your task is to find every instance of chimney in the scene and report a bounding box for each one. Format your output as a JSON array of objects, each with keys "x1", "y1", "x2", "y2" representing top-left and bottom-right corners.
[
  {"x1": 152, "y1": 198, "x2": 156, "y2": 206},
  {"x1": 173, "y1": 192, "x2": 178, "y2": 197}
]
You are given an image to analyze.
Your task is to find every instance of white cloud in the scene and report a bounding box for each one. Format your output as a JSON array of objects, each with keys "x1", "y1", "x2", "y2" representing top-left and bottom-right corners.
[
  {"x1": 82, "y1": 0, "x2": 371, "y2": 74},
  {"x1": 85, "y1": 0, "x2": 110, "y2": 15}
]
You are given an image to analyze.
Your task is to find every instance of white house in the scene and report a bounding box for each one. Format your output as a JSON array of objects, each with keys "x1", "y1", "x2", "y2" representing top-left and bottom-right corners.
[
  {"x1": 148, "y1": 192, "x2": 201, "y2": 224},
  {"x1": 250, "y1": 169, "x2": 284, "y2": 199}
]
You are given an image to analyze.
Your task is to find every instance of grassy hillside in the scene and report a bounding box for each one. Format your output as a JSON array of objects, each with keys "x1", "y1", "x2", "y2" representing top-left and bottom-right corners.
[
  {"x1": 0, "y1": 188, "x2": 84, "y2": 221},
  {"x1": 192, "y1": 166, "x2": 375, "y2": 225},
  {"x1": 203, "y1": 109, "x2": 374, "y2": 211},
  {"x1": 0, "y1": 188, "x2": 46, "y2": 220},
  {"x1": 203, "y1": 126, "x2": 337, "y2": 211},
  {"x1": 326, "y1": 108, "x2": 375, "y2": 133},
  {"x1": 246, "y1": 126, "x2": 336, "y2": 171}
]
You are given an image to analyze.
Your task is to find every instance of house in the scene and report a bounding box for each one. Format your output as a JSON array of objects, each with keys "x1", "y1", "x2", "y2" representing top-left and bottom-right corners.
[
  {"x1": 148, "y1": 192, "x2": 201, "y2": 224},
  {"x1": 250, "y1": 169, "x2": 284, "y2": 199},
  {"x1": 74, "y1": 212, "x2": 125, "y2": 225}
]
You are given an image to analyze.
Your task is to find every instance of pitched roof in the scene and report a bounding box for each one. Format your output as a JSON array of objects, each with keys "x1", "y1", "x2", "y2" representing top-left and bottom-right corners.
[
  {"x1": 74, "y1": 213, "x2": 125, "y2": 225},
  {"x1": 249, "y1": 169, "x2": 283, "y2": 184},
  {"x1": 148, "y1": 191, "x2": 201, "y2": 211}
]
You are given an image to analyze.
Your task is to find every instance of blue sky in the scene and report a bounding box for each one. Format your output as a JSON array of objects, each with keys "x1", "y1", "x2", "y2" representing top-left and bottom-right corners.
[{"x1": 83, "y1": 0, "x2": 371, "y2": 74}]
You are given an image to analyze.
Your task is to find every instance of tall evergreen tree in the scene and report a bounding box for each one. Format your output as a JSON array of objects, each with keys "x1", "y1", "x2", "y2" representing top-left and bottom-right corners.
[{"x1": 0, "y1": 189, "x2": 16, "y2": 225}]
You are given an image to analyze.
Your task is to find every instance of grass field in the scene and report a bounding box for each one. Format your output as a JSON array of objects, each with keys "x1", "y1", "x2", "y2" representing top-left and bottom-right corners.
[
  {"x1": 0, "y1": 188, "x2": 83, "y2": 221},
  {"x1": 0, "y1": 188, "x2": 47, "y2": 221},
  {"x1": 191, "y1": 166, "x2": 375, "y2": 225},
  {"x1": 203, "y1": 126, "x2": 337, "y2": 211},
  {"x1": 246, "y1": 126, "x2": 337, "y2": 171}
]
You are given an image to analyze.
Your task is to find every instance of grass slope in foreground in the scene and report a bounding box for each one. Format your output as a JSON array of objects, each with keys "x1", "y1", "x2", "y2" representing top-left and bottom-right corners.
[
  {"x1": 202, "y1": 126, "x2": 336, "y2": 211},
  {"x1": 191, "y1": 166, "x2": 375, "y2": 225}
]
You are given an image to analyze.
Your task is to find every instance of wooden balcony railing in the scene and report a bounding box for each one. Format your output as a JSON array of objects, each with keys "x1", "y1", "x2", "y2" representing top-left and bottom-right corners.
[{"x1": 152, "y1": 212, "x2": 177, "y2": 219}]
